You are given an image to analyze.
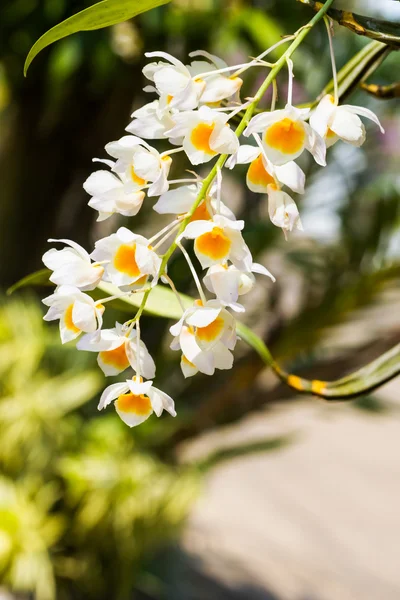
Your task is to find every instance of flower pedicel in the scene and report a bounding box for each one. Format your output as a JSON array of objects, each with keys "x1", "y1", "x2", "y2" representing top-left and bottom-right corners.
[{"x1": 41, "y1": 11, "x2": 384, "y2": 427}]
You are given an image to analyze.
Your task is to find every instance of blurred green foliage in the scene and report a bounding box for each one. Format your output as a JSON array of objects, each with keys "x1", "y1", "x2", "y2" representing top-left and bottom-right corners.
[
  {"x1": 0, "y1": 0, "x2": 400, "y2": 598},
  {"x1": 0, "y1": 297, "x2": 198, "y2": 600}
]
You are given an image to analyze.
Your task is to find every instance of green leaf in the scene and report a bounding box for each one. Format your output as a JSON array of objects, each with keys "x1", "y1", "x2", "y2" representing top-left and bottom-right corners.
[
  {"x1": 298, "y1": 0, "x2": 400, "y2": 46},
  {"x1": 12, "y1": 269, "x2": 400, "y2": 400},
  {"x1": 8, "y1": 270, "x2": 192, "y2": 319},
  {"x1": 6, "y1": 268, "x2": 52, "y2": 296},
  {"x1": 320, "y1": 40, "x2": 391, "y2": 103},
  {"x1": 24, "y1": 0, "x2": 170, "y2": 76},
  {"x1": 95, "y1": 281, "x2": 192, "y2": 320}
]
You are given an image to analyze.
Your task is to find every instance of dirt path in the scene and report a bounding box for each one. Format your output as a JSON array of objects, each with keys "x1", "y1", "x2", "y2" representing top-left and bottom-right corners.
[{"x1": 181, "y1": 384, "x2": 400, "y2": 600}]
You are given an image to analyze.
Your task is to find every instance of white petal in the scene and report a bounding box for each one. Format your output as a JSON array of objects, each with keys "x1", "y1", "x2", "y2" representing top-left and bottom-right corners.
[
  {"x1": 341, "y1": 104, "x2": 384, "y2": 133},
  {"x1": 251, "y1": 262, "x2": 275, "y2": 281},
  {"x1": 83, "y1": 170, "x2": 121, "y2": 196},
  {"x1": 275, "y1": 161, "x2": 305, "y2": 194},
  {"x1": 330, "y1": 109, "x2": 366, "y2": 146},
  {"x1": 186, "y1": 305, "x2": 222, "y2": 327},
  {"x1": 180, "y1": 327, "x2": 214, "y2": 375},
  {"x1": 98, "y1": 382, "x2": 129, "y2": 410},
  {"x1": 72, "y1": 300, "x2": 96, "y2": 332},
  {"x1": 212, "y1": 343, "x2": 234, "y2": 370},
  {"x1": 149, "y1": 387, "x2": 176, "y2": 417},
  {"x1": 182, "y1": 220, "x2": 214, "y2": 239},
  {"x1": 243, "y1": 110, "x2": 287, "y2": 137},
  {"x1": 127, "y1": 379, "x2": 153, "y2": 396},
  {"x1": 210, "y1": 124, "x2": 239, "y2": 155},
  {"x1": 304, "y1": 123, "x2": 326, "y2": 166},
  {"x1": 309, "y1": 94, "x2": 336, "y2": 138},
  {"x1": 153, "y1": 184, "x2": 198, "y2": 214}
]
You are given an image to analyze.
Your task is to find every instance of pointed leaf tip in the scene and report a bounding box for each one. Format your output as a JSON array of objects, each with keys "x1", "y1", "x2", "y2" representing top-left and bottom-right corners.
[{"x1": 24, "y1": 0, "x2": 170, "y2": 76}]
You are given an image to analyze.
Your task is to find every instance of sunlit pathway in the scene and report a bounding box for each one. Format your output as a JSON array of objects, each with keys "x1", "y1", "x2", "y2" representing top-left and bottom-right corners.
[{"x1": 180, "y1": 385, "x2": 400, "y2": 600}]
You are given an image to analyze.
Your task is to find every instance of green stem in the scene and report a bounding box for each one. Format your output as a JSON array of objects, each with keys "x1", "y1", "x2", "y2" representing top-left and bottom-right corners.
[{"x1": 137, "y1": 0, "x2": 336, "y2": 319}]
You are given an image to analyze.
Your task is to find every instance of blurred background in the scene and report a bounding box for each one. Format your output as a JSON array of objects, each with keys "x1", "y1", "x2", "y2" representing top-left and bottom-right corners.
[{"x1": 0, "y1": 0, "x2": 400, "y2": 598}]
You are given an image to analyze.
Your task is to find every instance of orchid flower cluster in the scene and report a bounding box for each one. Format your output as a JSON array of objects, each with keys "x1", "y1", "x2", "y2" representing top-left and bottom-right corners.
[{"x1": 41, "y1": 25, "x2": 384, "y2": 428}]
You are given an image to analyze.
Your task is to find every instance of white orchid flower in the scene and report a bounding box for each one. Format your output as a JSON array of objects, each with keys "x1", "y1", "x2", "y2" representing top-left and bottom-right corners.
[
  {"x1": 126, "y1": 100, "x2": 178, "y2": 142},
  {"x1": 180, "y1": 214, "x2": 251, "y2": 270},
  {"x1": 42, "y1": 285, "x2": 104, "y2": 344},
  {"x1": 244, "y1": 104, "x2": 326, "y2": 167},
  {"x1": 84, "y1": 169, "x2": 145, "y2": 221},
  {"x1": 310, "y1": 93, "x2": 384, "y2": 148},
  {"x1": 203, "y1": 262, "x2": 275, "y2": 311},
  {"x1": 43, "y1": 239, "x2": 104, "y2": 291},
  {"x1": 267, "y1": 184, "x2": 303, "y2": 236},
  {"x1": 170, "y1": 324, "x2": 234, "y2": 378},
  {"x1": 187, "y1": 50, "x2": 242, "y2": 104},
  {"x1": 105, "y1": 135, "x2": 172, "y2": 197},
  {"x1": 228, "y1": 144, "x2": 305, "y2": 194},
  {"x1": 170, "y1": 299, "x2": 237, "y2": 354},
  {"x1": 77, "y1": 323, "x2": 156, "y2": 378},
  {"x1": 143, "y1": 51, "x2": 243, "y2": 113},
  {"x1": 143, "y1": 51, "x2": 206, "y2": 111},
  {"x1": 165, "y1": 106, "x2": 239, "y2": 165},
  {"x1": 153, "y1": 183, "x2": 235, "y2": 221},
  {"x1": 91, "y1": 227, "x2": 161, "y2": 289},
  {"x1": 98, "y1": 376, "x2": 176, "y2": 428}
]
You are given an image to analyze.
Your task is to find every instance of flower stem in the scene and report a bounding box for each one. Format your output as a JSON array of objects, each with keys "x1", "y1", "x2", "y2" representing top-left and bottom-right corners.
[{"x1": 139, "y1": 0, "x2": 336, "y2": 316}]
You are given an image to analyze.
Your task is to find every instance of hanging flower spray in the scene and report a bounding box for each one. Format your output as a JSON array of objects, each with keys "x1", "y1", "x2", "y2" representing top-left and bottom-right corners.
[{"x1": 41, "y1": 1, "x2": 384, "y2": 427}]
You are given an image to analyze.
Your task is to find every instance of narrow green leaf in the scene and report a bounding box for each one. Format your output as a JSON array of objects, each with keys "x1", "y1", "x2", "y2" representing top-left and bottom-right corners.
[
  {"x1": 11, "y1": 269, "x2": 400, "y2": 400},
  {"x1": 95, "y1": 281, "x2": 192, "y2": 319},
  {"x1": 24, "y1": 0, "x2": 170, "y2": 75},
  {"x1": 238, "y1": 321, "x2": 400, "y2": 400},
  {"x1": 320, "y1": 40, "x2": 391, "y2": 102},
  {"x1": 298, "y1": 0, "x2": 400, "y2": 46},
  {"x1": 6, "y1": 268, "x2": 52, "y2": 296}
]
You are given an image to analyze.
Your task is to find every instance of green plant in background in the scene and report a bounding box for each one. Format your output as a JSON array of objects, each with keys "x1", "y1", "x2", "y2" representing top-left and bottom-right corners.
[
  {"x1": 0, "y1": 297, "x2": 198, "y2": 600},
  {"x1": 1, "y1": 0, "x2": 400, "y2": 598}
]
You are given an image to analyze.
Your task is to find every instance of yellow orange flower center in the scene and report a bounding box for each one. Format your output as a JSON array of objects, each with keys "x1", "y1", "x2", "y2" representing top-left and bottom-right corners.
[
  {"x1": 113, "y1": 244, "x2": 141, "y2": 278},
  {"x1": 326, "y1": 128, "x2": 336, "y2": 138},
  {"x1": 116, "y1": 393, "x2": 152, "y2": 415},
  {"x1": 190, "y1": 123, "x2": 217, "y2": 155},
  {"x1": 264, "y1": 118, "x2": 305, "y2": 155},
  {"x1": 191, "y1": 201, "x2": 211, "y2": 222},
  {"x1": 99, "y1": 343, "x2": 130, "y2": 371},
  {"x1": 247, "y1": 154, "x2": 275, "y2": 188},
  {"x1": 196, "y1": 316, "x2": 224, "y2": 342},
  {"x1": 64, "y1": 304, "x2": 80, "y2": 333},
  {"x1": 195, "y1": 227, "x2": 231, "y2": 260},
  {"x1": 130, "y1": 166, "x2": 146, "y2": 186}
]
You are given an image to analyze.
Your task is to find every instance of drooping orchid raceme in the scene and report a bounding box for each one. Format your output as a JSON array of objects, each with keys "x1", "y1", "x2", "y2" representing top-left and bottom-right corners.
[
  {"x1": 309, "y1": 94, "x2": 384, "y2": 148},
  {"x1": 98, "y1": 376, "x2": 176, "y2": 427},
  {"x1": 105, "y1": 135, "x2": 172, "y2": 197},
  {"x1": 83, "y1": 169, "x2": 145, "y2": 221},
  {"x1": 43, "y1": 239, "x2": 104, "y2": 290},
  {"x1": 244, "y1": 104, "x2": 326, "y2": 167},
  {"x1": 40, "y1": 30, "x2": 385, "y2": 428},
  {"x1": 43, "y1": 285, "x2": 104, "y2": 344},
  {"x1": 77, "y1": 323, "x2": 156, "y2": 378},
  {"x1": 91, "y1": 227, "x2": 161, "y2": 290},
  {"x1": 165, "y1": 106, "x2": 239, "y2": 165}
]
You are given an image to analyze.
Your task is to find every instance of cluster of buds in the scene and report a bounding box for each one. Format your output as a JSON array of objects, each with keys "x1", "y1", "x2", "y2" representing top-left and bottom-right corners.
[{"x1": 42, "y1": 34, "x2": 383, "y2": 427}]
